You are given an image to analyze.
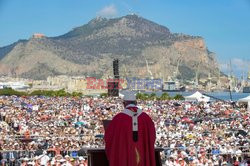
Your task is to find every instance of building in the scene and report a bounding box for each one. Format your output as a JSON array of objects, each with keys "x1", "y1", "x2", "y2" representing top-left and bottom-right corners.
[
  {"x1": 46, "y1": 75, "x2": 87, "y2": 92},
  {"x1": 32, "y1": 33, "x2": 45, "y2": 38}
]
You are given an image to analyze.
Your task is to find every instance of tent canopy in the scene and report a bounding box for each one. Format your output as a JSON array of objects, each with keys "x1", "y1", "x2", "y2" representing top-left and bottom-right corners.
[
  {"x1": 185, "y1": 91, "x2": 210, "y2": 102},
  {"x1": 238, "y1": 95, "x2": 250, "y2": 103},
  {"x1": 238, "y1": 95, "x2": 250, "y2": 111}
]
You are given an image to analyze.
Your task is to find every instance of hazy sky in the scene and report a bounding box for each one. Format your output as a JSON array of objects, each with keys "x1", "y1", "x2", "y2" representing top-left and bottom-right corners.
[{"x1": 0, "y1": 0, "x2": 249, "y2": 75}]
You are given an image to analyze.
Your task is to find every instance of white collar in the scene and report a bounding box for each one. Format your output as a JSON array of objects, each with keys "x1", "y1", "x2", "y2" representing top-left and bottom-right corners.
[{"x1": 122, "y1": 109, "x2": 142, "y2": 132}]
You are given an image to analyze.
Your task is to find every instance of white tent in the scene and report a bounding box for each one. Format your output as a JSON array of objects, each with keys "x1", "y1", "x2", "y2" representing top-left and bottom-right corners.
[
  {"x1": 238, "y1": 95, "x2": 250, "y2": 111},
  {"x1": 119, "y1": 93, "x2": 125, "y2": 98},
  {"x1": 185, "y1": 91, "x2": 210, "y2": 102},
  {"x1": 238, "y1": 95, "x2": 250, "y2": 103}
]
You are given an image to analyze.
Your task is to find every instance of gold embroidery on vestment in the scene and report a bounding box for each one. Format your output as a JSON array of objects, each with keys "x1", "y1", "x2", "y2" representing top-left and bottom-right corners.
[{"x1": 135, "y1": 147, "x2": 140, "y2": 165}]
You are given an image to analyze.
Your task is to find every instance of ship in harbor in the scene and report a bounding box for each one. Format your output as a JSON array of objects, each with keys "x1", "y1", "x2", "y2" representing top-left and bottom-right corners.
[
  {"x1": 162, "y1": 80, "x2": 186, "y2": 92},
  {"x1": 243, "y1": 71, "x2": 250, "y2": 93},
  {"x1": 243, "y1": 86, "x2": 250, "y2": 93}
]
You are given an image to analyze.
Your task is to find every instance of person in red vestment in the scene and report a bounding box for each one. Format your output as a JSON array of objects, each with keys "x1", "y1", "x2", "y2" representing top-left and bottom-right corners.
[{"x1": 104, "y1": 92, "x2": 156, "y2": 166}]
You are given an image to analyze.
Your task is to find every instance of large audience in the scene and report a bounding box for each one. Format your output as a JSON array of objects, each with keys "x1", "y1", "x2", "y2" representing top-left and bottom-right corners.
[{"x1": 0, "y1": 95, "x2": 249, "y2": 166}]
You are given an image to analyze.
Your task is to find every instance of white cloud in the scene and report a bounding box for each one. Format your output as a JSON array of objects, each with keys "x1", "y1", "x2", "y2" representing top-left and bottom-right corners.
[{"x1": 97, "y1": 4, "x2": 118, "y2": 18}]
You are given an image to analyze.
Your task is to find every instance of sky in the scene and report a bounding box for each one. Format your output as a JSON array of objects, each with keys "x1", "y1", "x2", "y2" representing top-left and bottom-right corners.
[{"x1": 0, "y1": 0, "x2": 249, "y2": 76}]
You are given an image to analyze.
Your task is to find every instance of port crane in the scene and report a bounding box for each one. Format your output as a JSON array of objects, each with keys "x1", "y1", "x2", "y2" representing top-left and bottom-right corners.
[
  {"x1": 193, "y1": 60, "x2": 202, "y2": 88},
  {"x1": 173, "y1": 52, "x2": 183, "y2": 80},
  {"x1": 143, "y1": 55, "x2": 153, "y2": 79}
]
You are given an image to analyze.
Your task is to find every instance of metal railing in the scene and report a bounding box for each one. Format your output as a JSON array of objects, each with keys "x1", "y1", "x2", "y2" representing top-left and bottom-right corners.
[
  {"x1": 0, "y1": 146, "x2": 249, "y2": 166},
  {"x1": 0, "y1": 150, "x2": 87, "y2": 165}
]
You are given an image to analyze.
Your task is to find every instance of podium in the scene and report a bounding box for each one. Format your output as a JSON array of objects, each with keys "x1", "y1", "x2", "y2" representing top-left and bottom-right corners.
[{"x1": 87, "y1": 148, "x2": 163, "y2": 166}]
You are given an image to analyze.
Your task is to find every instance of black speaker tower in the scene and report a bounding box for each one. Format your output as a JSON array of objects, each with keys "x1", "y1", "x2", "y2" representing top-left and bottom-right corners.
[{"x1": 108, "y1": 59, "x2": 119, "y2": 96}]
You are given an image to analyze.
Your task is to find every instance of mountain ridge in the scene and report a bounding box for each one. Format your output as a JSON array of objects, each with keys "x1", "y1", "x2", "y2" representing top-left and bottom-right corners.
[{"x1": 0, "y1": 14, "x2": 219, "y2": 80}]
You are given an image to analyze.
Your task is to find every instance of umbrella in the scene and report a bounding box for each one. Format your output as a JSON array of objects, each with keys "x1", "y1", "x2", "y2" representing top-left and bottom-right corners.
[
  {"x1": 75, "y1": 121, "x2": 84, "y2": 126},
  {"x1": 21, "y1": 102, "x2": 26, "y2": 106},
  {"x1": 95, "y1": 134, "x2": 104, "y2": 138},
  {"x1": 181, "y1": 117, "x2": 193, "y2": 123},
  {"x1": 78, "y1": 149, "x2": 86, "y2": 156},
  {"x1": 64, "y1": 115, "x2": 71, "y2": 119},
  {"x1": 27, "y1": 108, "x2": 32, "y2": 113},
  {"x1": 186, "y1": 133, "x2": 194, "y2": 139},
  {"x1": 27, "y1": 104, "x2": 33, "y2": 109},
  {"x1": 202, "y1": 131, "x2": 210, "y2": 136},
  {"x1": 193, "y1": 118, "x2": 203, "y2": 124},
  {"x1": 237, "y1": 130, "x2": 248, "y2": 137},
  {"x1": 34, "y1": 149, "x2": 43, "y2": 156},
  {"x1": 173, "y1": 103, "x2": 181, "y2": 107}
]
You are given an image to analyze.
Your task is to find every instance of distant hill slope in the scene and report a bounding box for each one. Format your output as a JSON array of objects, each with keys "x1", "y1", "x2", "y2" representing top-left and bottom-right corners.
[{"x1": 0, "y1": 14, "x2": 219, "y2": 80}]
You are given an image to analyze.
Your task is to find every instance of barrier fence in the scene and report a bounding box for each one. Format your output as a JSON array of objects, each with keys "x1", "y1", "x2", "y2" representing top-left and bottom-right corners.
[
  {"x1": 0, "y1": 134, "x2": 94, "y2": 139},
  {"x1": 161, "y1": 146, "x2": 250, "y2": 157},
  {"x1": 1, "y1": 146, "x2": 249, "y2": 159},
  {"x1": 0, "y1": 150, "x2": 87, "y2": 165}
]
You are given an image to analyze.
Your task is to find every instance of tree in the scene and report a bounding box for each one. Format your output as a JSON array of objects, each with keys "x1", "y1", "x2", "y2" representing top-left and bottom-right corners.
[
  {"x1": 149, "y1": 93, "x2": 157, "y2": 100},
  {"x1": 0, "y1": 88, "x2": 27, "y2": 96},
  {"x1": 160, "y1": 92, "x2": 170, "y2": 100},
  {"x1": 173, "y1": 94, "x2": 184, "y2": 100},
  {"x1": 100, "y1": 93, "x2": 108, "y2": 98}
]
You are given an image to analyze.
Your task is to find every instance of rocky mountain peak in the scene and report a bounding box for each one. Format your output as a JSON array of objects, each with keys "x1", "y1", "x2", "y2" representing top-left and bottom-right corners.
[{"x1": 0, "y1": 15, "x2": 219, "y2": 80}]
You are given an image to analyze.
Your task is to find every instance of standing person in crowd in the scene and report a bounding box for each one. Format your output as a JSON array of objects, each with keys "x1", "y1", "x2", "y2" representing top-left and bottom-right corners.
[
  {"x1": 104, "y1": 93, "x2": 156, "y2": 166},
  {"x1": 0, "y1": 95, "x2": 249, "y2": 165}
]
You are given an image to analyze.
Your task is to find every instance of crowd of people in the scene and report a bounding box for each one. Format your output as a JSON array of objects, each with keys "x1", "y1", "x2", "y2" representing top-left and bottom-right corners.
[{"x1": 0, "y1": 95, "x2": 249, "y2": 165}]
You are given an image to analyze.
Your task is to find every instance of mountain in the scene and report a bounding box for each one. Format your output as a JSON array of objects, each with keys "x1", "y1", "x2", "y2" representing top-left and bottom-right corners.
[{"x1": 0, "y1": 14, "x2": 219, "y2": 80}]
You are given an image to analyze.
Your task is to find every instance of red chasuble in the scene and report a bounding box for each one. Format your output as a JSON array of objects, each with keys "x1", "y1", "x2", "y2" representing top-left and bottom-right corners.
[{"x1": 104, "y1": 109, "x2": 156, "y2": 166}]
